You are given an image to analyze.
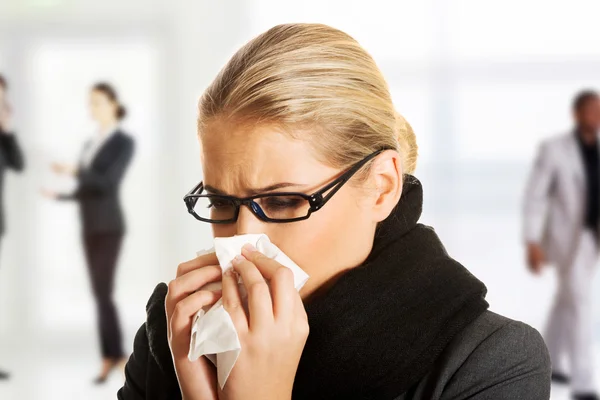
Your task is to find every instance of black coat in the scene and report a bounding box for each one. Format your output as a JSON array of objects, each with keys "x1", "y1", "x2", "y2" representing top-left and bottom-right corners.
[
  {"x1": 60, "y1": 131, "x2": 134, "y2": 235},
  {"x1": 118, "y1": 177, "x2": 551, "y2": 400},
  {"x1": 119, "y1": 289, "x2": 550, "y2": 400},
  {"x1": 0, "y1": 132, "x2": 24, "y2": 236}
]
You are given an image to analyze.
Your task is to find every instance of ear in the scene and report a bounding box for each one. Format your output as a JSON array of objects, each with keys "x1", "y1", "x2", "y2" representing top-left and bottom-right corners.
[{"x1": 369, "y1": 150, "x2": 403, "y2": 223}]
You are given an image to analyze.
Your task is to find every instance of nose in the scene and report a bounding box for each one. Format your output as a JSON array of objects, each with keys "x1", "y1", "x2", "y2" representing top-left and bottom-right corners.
[{"x1": 235, "y1": 205, "x2": 266, "y2": 235}]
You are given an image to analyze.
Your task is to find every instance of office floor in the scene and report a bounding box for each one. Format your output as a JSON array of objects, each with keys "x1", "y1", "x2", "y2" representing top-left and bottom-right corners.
[{"x1": 0, "y1": 327, "x2": 139, "y2": 400}]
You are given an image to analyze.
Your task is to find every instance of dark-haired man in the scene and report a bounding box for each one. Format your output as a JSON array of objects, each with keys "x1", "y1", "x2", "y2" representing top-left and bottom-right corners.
[
  {"x1": 0, "y1": 74, "x2": 25, "y2": 381},
  {"x1": 524, "y1": 90, "x2": 600, "y2": 400}
]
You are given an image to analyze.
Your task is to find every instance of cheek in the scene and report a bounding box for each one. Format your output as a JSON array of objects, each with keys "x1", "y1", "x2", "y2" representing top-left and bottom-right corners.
[
  {"x1": 268, "y1": 188, "x2": 371, "y2": 279},
  {"x1": 212, "y1": 224, "x2": 237, "y2": 238}
]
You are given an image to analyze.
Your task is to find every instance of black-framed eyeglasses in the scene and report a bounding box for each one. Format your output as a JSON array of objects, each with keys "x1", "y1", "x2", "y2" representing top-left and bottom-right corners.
[{"x1": 183, "y1": 149, "x2": 387, "y2": 224}]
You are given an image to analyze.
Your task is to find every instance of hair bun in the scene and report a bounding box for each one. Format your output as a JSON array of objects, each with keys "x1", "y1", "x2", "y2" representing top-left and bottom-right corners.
[
  {"x1": 117, "y1": 105, "x2": 127, "y2": 120},
  {"x1": 394, "y1": 112, "x2": 418, "y2": 174}
]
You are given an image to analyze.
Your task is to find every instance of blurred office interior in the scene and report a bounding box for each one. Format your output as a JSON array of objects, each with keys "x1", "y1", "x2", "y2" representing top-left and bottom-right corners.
[{"x1": 1, "y1": 0, "x2": 600, "y2": 398}]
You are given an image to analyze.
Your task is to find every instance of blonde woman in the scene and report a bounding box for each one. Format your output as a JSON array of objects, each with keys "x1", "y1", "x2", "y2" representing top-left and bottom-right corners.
[{"x1": 119, "y1": 24, "x2": 550, "y2": 400}]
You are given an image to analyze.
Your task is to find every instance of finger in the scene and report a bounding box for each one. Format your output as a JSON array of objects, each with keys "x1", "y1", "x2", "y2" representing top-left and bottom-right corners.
[
  {"x1": 176, "y1": 252, "x2": 219, "y2": 277},
  {"x1": 269, "y1": 266, "x2": 297, "y2": 322},
  {"x1": 169, "y1": 290, "x2": 221, "y2": 348},
  {"x1": 232, "y1": 256, "x2": 273, "y2": 329},
  {"x1": 222, "y1": 269, "x2": 248, "y2": 332},
  {"x1": 241, "y1": 244, "x2": 285, "y2": 281},
  {"x1": 166, "y1": 265, "x2": 222, "y2": 318},
  {"x1": 241, "y1": 244, "x2": 298, "y2": 322}
]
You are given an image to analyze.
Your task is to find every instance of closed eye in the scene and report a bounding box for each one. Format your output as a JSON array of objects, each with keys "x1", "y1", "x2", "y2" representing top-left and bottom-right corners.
[
  {"x1": 207, "y1": 198, "x2": 233, "y2": 209},
  {"x1": 260, "y1": 196, "x2": 306, "y2": 211}
]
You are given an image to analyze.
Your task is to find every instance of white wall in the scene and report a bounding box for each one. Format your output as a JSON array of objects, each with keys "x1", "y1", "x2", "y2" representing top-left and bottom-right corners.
[
  {"x1": 2, "y1": 1, "x2": 600, "y2": 399},
  {"x1": 0, "y1": 0, "x2": 600, "y2": 376},
  {"x1": 0, "y1": 0, "x2": 252, "y2": 342}
]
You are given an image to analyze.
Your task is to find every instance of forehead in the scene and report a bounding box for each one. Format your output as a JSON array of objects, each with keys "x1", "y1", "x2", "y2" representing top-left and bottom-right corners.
[
  {"x1": 90, "y1": 90, "x2": 109, "y2": 101},
  {"x1": 199, "y1": 119, "x2": 335, "y2": 195},
  {"x1": 580, "y1": 97, "x2": 600, "y2": 111}
]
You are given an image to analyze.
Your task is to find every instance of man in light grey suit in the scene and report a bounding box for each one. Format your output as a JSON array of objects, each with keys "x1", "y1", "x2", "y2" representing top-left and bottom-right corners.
[{"x1": 524, "y1": 90, "x2": 600, "y2": 400}]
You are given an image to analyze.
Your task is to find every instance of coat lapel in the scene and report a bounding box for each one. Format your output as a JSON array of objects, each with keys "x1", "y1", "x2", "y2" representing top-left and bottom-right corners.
[
  {"x1": 567, "y1": 134, "x2": 585, "y2": 190},
  {"x1": 85, "y1": 131, "x2": 120, "y2": 170}
]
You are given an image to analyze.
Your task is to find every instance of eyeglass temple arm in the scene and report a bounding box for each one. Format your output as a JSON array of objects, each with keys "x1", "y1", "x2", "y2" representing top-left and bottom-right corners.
[
  {"x1": 310, "y1": 150, "x2": 385, "y2": 210},
  {"x1": 184, "y1": 181, "x2": 204, "y2": 199}
]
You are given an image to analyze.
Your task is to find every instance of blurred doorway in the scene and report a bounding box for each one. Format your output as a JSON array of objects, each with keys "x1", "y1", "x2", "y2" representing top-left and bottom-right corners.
[{"x1": 25, "y1": 36, "x2": 163, "y2": 338}]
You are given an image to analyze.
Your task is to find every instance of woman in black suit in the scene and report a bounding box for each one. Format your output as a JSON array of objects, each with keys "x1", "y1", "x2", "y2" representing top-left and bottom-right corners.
[
  {"x1": 45, "y1": 82, "x2": 134, "y2": 383},
  {"x1": 0, "y1": 74, "x2": 25, "y2": 381}
]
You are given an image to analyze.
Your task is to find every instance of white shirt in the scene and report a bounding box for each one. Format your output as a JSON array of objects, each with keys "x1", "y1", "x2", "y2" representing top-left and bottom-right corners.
[{"x1": 80, "y1": 126, "x2": 118, "y2": 169}]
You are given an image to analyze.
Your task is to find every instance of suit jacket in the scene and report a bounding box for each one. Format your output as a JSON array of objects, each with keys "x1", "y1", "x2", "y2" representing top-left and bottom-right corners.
[
  {"x1": 60, "y1": 130, "x2": 134, "y2": 235},
  {"x1": 117, "y1": 284, "x2": 550, "y2": 400},
  {"x1": 523, "y1": 132, "x2": 596, "y2": 266},
  {"x1": 0, "y1": 131, "x2": 24, "y2": 236}
]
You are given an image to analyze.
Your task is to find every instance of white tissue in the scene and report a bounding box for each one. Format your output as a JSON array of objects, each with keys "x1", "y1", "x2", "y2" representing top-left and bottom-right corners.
[{"x1": 187, "y1": 234, "x2": 309, "y2": 388}]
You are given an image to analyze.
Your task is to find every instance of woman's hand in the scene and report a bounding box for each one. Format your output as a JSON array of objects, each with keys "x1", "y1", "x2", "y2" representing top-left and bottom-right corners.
[
  {"x1": 219, "y1": 244, "x2": 309, "y2": 400},
  {"x1": 51, "y1": 162, "x2": 77, "y2": 176},
  {"x1": 166, "y1": 253, "x2": 222, "y2": 400}
]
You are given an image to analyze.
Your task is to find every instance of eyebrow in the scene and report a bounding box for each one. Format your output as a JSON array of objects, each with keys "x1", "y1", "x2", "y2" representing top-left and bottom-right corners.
[{"x1": 204, "y1": 182, "x2": 308, "y2": 196}]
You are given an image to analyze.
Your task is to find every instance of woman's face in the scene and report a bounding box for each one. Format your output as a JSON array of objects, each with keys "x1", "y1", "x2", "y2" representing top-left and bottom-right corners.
[
  {"x1": 201, "y1": 119, "x2": 402, "y2": 297},
  {"x1": 89, "y1": 90, "x2": 117, "y2": 125}
]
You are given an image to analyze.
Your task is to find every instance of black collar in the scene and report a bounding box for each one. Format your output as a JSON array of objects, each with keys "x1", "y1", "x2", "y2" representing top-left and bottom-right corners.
[
  {"x1": 293, "y1": 176, "x2": 488, "y2": 399},
  {"x1": 145, "y1": 176, "x2": 489, "y2": 400}
]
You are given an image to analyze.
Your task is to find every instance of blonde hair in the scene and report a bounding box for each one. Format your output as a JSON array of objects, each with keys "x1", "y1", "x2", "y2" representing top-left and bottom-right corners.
[{"x1": 198, "y1": 23, "x2": 418, "y2": 175}]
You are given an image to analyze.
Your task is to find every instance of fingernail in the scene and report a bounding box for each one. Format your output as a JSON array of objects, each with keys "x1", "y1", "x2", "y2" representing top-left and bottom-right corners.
[
  {"x1": 224, "y1": 269, "x2": 235, "y2": 278},
  {"x1": 229, "y1": 270, "x2": 240, "y2": 281},
  {"x1": 242, "y1": 243, "x2": 257, "y2": 253},
  {"x1": 232, "y1": 255, "x2": 245, "y2": 265}
]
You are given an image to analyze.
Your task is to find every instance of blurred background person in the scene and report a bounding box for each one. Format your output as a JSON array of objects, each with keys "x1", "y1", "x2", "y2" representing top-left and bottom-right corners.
[
  {"x1": 0, "y1": 74, "x2": 25, "y2": 381},
  {"x1": 42, "y1": 82, "x2": 135, "y2": 384},
  {"x1": 524, "y1": 90, "x2": 600, "y2": 400}
]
